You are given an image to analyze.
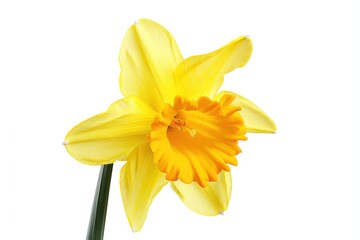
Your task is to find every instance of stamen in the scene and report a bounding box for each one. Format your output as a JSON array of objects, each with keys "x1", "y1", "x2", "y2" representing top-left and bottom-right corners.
[
  {"x1": 189, "y1": 129, "x2": 196, "y2": 137},
  {"x1": 169, "y1": 117, "x2": 196, "y2": 137}
]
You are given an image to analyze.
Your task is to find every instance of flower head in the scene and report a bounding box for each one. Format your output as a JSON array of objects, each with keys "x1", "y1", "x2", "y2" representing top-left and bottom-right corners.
[{"x1": 64, "y1": 19, "x2": 276, "y2": 231}]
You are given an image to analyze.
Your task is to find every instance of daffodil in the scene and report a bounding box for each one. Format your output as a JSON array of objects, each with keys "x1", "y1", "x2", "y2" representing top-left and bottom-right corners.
[{"x1": 64, "y1": 19, "x2": 276, "y2": 232}]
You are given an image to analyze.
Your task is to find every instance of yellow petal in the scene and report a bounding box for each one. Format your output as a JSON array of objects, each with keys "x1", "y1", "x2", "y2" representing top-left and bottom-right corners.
[
  {"x1": 217, "y1": 91, "x2": 276, "y2": 133},
  {"x1": 120, "y1": 143, "x2": 168, "y2": 232},
  {"x1": 65, "y1": 97, "x2": 155, "y2": 165},
  {"x1": 171, "y1": 171, "x2": 232, "y2": 216},
  {"x1": 175, "y1": 36, "x2": 252, "y2": 100},
  {"x1": 119, "y1": 18, "x2": 183, "y2": 112}
]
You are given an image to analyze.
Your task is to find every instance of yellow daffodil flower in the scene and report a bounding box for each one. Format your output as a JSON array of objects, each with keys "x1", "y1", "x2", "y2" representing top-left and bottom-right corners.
[{"x1": 64, "y1": 19, "x2": 276, "y2": 232}]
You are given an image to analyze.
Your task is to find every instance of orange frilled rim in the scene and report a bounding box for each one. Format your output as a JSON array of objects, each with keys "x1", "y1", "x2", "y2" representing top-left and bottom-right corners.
[{"x1": 150, "y1": 94, "x2": 247, "y2": 187}]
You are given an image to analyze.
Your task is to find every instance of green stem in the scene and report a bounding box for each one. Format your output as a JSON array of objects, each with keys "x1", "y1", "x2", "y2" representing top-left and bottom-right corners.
[{"x1": 86, "y1": 164, "x2": 113, "y2": 240}]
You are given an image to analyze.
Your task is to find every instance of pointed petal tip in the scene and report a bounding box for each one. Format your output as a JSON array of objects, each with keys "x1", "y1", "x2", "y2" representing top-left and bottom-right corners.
[
  {"x1": 248, "y1": 128, "x2": 277, "y2": 134},
  {"x1": 62, "y1": 140, "x2": 68, "y2": 146},
  {"x1": 219, "y1": 211, "x2": 225, "y2": 216},
  {"x1": 267, "y1": 122, "x2": 277, "y2": 134},
  {"x1": 217, "y1": 91, "x2": 277, "y2": 134},
  {"x1": 132, "y1": 228, "x2": 137, "y2": 233},
  {"x1": 245, "y1": 35, "x2": 250, "y2": 38}
]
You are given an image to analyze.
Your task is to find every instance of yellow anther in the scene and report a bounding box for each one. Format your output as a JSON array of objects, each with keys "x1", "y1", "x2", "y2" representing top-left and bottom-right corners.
[{"x1": 169, "y1": 117, "x2": 196, "y2": 137}]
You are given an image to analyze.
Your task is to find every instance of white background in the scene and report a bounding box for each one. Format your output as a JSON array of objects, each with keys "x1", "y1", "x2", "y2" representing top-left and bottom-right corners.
[{"x1": 1, "y1": 0, "x2": 359, "y2": 239}]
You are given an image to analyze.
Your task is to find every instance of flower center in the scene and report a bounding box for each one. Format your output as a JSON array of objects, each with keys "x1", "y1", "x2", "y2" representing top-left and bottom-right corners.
[
  {"x1": 169, "y1": 117, "x2": 197, "y2": 137},
  {"x1": 150, "y1": 94, "x2": 247, "y2": 187}
]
